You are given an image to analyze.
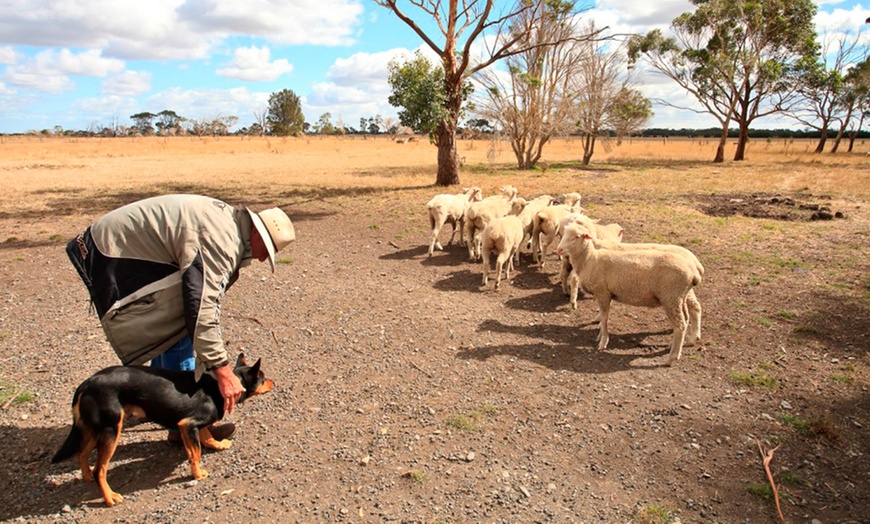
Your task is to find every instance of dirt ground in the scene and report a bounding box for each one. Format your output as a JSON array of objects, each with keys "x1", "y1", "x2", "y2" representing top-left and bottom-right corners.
[{"x1": 0, "y1": 137, "x2": 868, "y2": 524}]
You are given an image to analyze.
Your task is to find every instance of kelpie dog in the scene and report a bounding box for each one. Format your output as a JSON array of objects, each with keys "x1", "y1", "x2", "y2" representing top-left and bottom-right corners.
[{"x1": 52, "y1": 354, "x2": 274, "y2": 506}]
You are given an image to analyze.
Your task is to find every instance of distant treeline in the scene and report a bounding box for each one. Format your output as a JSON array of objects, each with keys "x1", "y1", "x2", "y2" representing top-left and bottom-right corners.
[{"x1": 637, "y1": 127, "x2": 870, "y2": 139}]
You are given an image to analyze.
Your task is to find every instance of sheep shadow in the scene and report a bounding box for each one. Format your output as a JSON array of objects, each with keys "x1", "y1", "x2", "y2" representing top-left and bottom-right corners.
[
  {"x1": 380, "y1": 244, "x2": 430, "y2": 261},
  {"x1": 432, "y1": 268, "x2": 483, "y2": 292},
  {"x1": 471, "y1": 318, "x2": 674, "y2": 372},
  {"x1": 455, "y1": 341, "x2": 669, "y2": 373},
  {"x1": 0, "y1": 424, "x2": 203, "y2": 520}
]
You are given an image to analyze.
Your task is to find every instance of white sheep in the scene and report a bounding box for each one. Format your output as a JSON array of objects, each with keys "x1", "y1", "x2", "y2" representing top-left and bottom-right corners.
[
  {"x1": 530, "y1": 194, "x2": 583, "y2": 268},
  {"x1": 515, "y1": 194, "x2": 555, "y2": 262},
  {"x1": 556, "y1": 212, "x2": 623, "y2": 295},
  {"x1": 426, "y1": 187, "x2": 483, "y2": 257},
  {"x1": 464, "y1": 185, "x2": 520, "y2": 261},
  {"x1": 481, "y1": 215, "x2": 524, "y2": 290},
  {"x1": 556, "y1": 223, "x2": 702, "y2": 366},
  {"x1": 561, "y1": 227, "x2": 704, "y2": 345}
]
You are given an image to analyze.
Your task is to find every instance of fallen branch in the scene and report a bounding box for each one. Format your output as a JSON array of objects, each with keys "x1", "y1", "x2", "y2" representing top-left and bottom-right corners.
[{"x1": 757, "y1": 440, "x2": 786, "y2": 524}]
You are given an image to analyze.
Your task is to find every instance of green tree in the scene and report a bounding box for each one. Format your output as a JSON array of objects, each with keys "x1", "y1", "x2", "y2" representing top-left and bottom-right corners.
[
  {"x1": 630, "y1": 0, "x2": 818, "y2": 162},
  {"x1": 315, "y1": 112, "x2": 336, "y2": 135},
  {"x1": 387, "y1": 51, "x2": 472, "y2": 143},
  {"x1": 130, "y1": 112, "x2": 156, "y2": 135},
  {"x1": 839, "y1": 58, "x2": 870, "y2": 152},
  {"x1": 610, "y1": 87, "x2": 653, "y2": 145},
  {"x1": 155, "y1": 110, "x2": 182, "y2": 135},
  {"x1": 267, "y1": 89, "x2": 305, "y2": 136}
]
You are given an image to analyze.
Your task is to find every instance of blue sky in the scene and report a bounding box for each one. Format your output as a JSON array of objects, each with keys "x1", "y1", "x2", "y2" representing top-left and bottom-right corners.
[{"x1": 0, "y1": 0, "x2": 867, "y2": 134}]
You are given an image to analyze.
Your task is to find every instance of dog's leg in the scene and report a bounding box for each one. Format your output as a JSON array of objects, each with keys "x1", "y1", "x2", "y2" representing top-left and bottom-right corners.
[
  {"x1": 92, "y1": 418, "x2": 124, "y2": 506},
  {"x1": 200, "y1": 426, "x2": 232, "y2": 451},
  {"x1": 77, "y1": 430, "x2": 97, "y2": 483},
  {"x1": 178, "y1": 419, "x2": 208, "y2": 480}
]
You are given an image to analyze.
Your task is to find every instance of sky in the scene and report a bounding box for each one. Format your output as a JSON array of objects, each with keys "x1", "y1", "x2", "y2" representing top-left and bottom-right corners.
[{"x1": 0, "y1": 0, "x2": 867, "y2": 135}]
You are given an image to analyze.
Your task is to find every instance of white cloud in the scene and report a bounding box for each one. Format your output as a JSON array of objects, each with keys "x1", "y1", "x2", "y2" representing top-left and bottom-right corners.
[
  {"x1": 2, "y1": 48, "x2": 124, "y2": 93},
  {"x1": 327, "y1": 48, "x2": 412, "y2": 86},
  {"x1": 814, "y1": 5, "x2": 870, "y2": 33},
  {"x1": 146, "y1": 86, "x2": 270, "y2": 123},
  {"x1": 102, "y1": 70, "x2": 152, "y2": 96},
  {"x1": 217, "y1": 46, "x2": 294, "y2": 81},
  {"x1": 0, "y1": 46, "x2": 18, "y2": 65},
  {"x1": 0, "y1": 0, "x2": 364, "y2": 62},
  {"x1": 591, "y1": 0, "x2": 692, "y2": 30},
  {"x1": 177, "y1": 0, "x2": 364, "y2": 46}
]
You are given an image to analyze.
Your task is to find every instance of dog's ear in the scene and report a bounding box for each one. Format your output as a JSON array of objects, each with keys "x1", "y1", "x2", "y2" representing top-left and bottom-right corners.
[
  {"x1": 251, "y1": 358, "x2": 262, "y2": 375},
  {"x1": 236, "y1": 353, "x2": 247, "y2": 368}
]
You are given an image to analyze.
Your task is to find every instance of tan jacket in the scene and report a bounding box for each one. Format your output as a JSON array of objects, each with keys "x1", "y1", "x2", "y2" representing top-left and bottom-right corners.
[{"x1": 81, "y1": 195, "x2": 253, "y2": 374}]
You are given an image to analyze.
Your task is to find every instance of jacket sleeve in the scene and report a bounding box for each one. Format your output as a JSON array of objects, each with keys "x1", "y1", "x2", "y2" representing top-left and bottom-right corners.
[{"x1": 180, "y1": 232, "x2": 239, "y2": 370}]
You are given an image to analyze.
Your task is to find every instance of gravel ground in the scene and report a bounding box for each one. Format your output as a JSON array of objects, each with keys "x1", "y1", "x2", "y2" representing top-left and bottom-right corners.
[{"x1": 0, "y1": 190, "x2": 867, "y2": 524}]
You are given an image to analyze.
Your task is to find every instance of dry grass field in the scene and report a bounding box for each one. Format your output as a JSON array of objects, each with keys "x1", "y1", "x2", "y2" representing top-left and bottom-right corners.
[{"x1": 0, "y1": 135, "x2": 868, "y2": 523}]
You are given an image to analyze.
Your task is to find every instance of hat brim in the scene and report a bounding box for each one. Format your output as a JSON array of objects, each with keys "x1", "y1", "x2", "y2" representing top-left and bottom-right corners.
[{"x1": 247, "y1": 207, "x2": 276, "y2": 272}]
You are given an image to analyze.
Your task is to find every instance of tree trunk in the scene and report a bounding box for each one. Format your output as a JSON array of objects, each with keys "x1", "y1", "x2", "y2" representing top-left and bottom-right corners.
[
  {"x1": 713, "y1": 125, "x2": 728, "y2": 163},
  {"x1": 733, "y1": 123, "x2": 749, "y2": 161},
  {"x1": 814, "y1": 128, "x2": 828, "y2": 154},
  {"x1": 581, "y1": 133, "x2": 595, "y2": 165},
  {"x1": 435, "y1": 121, "x2": 459, "y2": 186}
]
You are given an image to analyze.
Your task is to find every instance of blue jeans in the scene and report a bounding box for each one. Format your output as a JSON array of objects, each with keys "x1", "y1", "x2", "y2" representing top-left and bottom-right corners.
[{"x1": 150, "y1": 336, "x2": 195, "y2": 371}]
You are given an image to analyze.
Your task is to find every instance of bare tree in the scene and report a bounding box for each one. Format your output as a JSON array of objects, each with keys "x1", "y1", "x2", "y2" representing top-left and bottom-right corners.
[
  {"x1": 374, "y1": 0, "x2": 584, "y2": 185},
  {"x1": 790, "y1": 28, "x2": 866, "y2": 153},
  {"x1": 573, "y1": 26, "x2": 626, "y2": 165},
  {"x1": 474, "y1": 2, "x2": 594, "y2": 169},
  {"x1": 252, "y1": 106, "x2": 269, "y2": 136}
]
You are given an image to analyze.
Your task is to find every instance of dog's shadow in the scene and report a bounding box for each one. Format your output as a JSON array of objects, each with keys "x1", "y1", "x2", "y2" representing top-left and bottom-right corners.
[{"x1": 0, "y1": 424, "x2": 206, "y2": 519}]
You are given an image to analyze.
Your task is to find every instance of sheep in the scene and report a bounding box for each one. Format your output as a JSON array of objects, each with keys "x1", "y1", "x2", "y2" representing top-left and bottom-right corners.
[
  {"x1": 481, "y1": 215, "x2": 525, "y2": 289},
  {"x1": 560, "y1": 225, "x2": 704, "y2": 346},
  {"x1": 556, "y1": 212, "x2": 623, "y2": 295},
  {"x1": 464, "y1": 185, "x2": 520, "y2": 261},
  {"x1": 427, "y1": 187, "x2": 484, "y2": 257},
  {"x1": 515, "y1": 194, "x2": 555, "y2": 263},
  {"x1": 556, "y1": 223, "x2": 702, "y2": 365},
  {"x1": 530, "y1": 194, "x2": 583, "y2": 268}
]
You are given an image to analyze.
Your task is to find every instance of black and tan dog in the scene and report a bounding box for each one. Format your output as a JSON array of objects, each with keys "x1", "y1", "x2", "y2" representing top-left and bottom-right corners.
[{"x1": 52, "y1": 354, "x2": 274, "y2": 506}]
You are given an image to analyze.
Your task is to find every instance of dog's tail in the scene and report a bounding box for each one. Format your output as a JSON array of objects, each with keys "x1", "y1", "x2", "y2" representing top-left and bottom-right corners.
[
  {"x1": 52, "y1": 425, "x2": 83, "y2": 463},
  {"x1": 52, "y1": 386, "x2": 85, "y2": 463}
]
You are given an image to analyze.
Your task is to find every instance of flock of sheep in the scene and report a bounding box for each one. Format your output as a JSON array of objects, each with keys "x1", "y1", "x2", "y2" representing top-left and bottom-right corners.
[{"x1": 425, "y1": 185, "x2": 704, "y2": 366}]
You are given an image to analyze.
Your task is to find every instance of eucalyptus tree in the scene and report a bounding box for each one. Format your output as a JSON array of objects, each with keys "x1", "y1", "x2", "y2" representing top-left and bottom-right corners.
[{"x1": 630, "y1": 0, "x2": 818, "y2": 162}]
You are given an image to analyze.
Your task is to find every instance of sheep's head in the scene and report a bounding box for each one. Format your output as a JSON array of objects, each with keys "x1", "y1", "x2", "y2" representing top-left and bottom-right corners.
[
  {"x1": 499, "y1": 185, "x2": 519, "y2": 200},
  {"x1": 463, "y1": 187, "x2": 484, "y2": 202},
  {"x1": 510, "y1": 197, "x2": 528, "y2": 215},
  {"x1": 557, "y1": 224, "x2": 594, "y2": 256}
]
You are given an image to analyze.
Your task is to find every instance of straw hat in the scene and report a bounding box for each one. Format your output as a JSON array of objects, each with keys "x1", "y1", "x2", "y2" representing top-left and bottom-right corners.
[{"x1": 247, "y1": 207, "x2": 295, "y2": 271}]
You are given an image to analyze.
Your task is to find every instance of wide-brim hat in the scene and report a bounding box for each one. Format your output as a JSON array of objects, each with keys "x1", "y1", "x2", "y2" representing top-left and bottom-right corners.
[{"x1": 247, "y1": 206, "x2": 295, "y2": 272}]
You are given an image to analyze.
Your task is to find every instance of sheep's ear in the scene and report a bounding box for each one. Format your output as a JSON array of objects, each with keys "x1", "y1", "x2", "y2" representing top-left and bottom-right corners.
[{"x1": 584, "y1": 233, "x2": 593, "y2": 239}]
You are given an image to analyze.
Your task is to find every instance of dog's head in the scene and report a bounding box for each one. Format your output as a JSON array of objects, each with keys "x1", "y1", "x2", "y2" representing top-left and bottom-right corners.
[{"x1": 234, "y1": 353, "x2": 275, "y2": 402}]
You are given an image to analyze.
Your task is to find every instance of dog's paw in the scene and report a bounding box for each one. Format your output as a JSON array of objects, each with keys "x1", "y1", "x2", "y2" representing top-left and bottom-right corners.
[
  {"x1": 104, "y1": 491, "x2": 124, "y2": 507},
  {"x1": 193, "y1": 468, "x2": 209, "y2": 480},
  {"x1": 202, "y1": 438, "x2": 233, "y2": 451}
]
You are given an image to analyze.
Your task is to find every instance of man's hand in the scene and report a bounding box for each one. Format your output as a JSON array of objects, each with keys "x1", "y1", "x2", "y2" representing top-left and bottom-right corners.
[{"x1": 213, "y1": 364, "x2": 245, "y2": 415}]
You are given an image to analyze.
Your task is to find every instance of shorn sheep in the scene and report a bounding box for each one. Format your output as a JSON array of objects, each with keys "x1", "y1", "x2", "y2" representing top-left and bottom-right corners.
[
  {"x1": 426, "y1": 187, "x2": 483, "y2": 257},
  {"x1": 556, "y1": 212, "x2": 623, "y2": 296},
  {"x1": 530, "y1": 192, "x2": 583, "y2": 268},
  {"x1": 481, "y1": 215, "x2": 525, "y2": 289},
  {"x1": 465, "y1": 185, "x2": 520, "y2": 261},
  {"x1": 556, "y1": 223, "x2": 702, "y2": 366}
]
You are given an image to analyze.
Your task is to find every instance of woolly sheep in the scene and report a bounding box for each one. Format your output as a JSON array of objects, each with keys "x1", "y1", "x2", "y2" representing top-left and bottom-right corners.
[
  {"x1": 464, "y1": 185, "x2": 520, "y2": 261},
  {"x1": 481, "y1": 215, "x2": 525, "y2": 289},
  {"x1": 556, "y1": 223, "x2": 702, "y2": 365},
  {"x1": 530, "y1": 195, "x2": 583, "y2": 268},
  {"x1": 556, "y1": 212, "x2": 623, "y2": 295},
  {"x1": 515, "y1": 194, "x2": 555, "y2": 262},
  {"x1": 560, "y1": 226, "x2": 704, "y2": 345},
  {"x1": 426, "y1": 186, "x2": 483, "y2": 257}
]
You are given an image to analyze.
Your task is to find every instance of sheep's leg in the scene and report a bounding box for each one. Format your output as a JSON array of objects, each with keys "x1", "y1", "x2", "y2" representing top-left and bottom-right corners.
[
  {"x1": 428, "y1": 218, "x2": 444, "y2": 257},
  {"x1": 596, "y1": 295, "x2": 611, "y2": 350},
  {"x1": 569, "y1": 272, "x2": 580, "y2": 310},
  {"x1": 481, "y1": 246, "x2": 491, "y2": 286},
  {"x1": 539, "y1": 233, "x2": 554, "y2": 269},
  {"x1": 531, "y1": 231, "x2": 541, "y2": 266},
  {"x1": 465, "y1": 222, "x2": 476, "y2": 261},
  {"x1": 494, "y1": 254, "x2": 505, "y2": 290},
  {"x1": 684, "y1": 289, "x2": 702, "y2": 346},
  {"x1": 445, "y1": 220, "x2": 457, "y2": 246},
  {"x1": 663, "y1": 299, "x2": 689, "y2": 365},
  {"x1": 559, "y1": 257, "x2": 572, "y2": 295},
  {"x1": 457, "y1": 217, "x2": 465, "y2": 245}
]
